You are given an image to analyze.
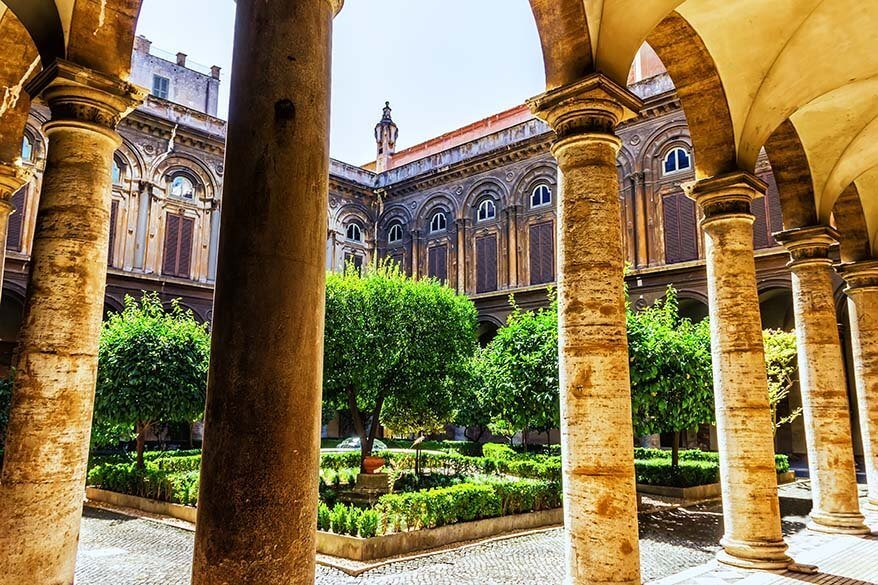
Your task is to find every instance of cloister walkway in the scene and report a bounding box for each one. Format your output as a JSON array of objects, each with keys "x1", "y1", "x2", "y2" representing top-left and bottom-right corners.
[{"x1": 74, "y1": 482, "x2": 875, "y2": 585}]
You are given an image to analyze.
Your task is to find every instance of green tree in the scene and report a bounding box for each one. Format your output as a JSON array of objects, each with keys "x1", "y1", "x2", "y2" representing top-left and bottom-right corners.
[
  {"x1": 763, "y1": 329, "x2": 801, "y2": 436},
  {"x1": 628, "y1": 288, "x2": 715, "y2": 466},
  {"x1": 452, "y1": 353, "x2": 493, "y2": 442},
  {"x1": 480, "y1": 294, "x2": 560, "y2": 445},
  {"x1": 94, "y1": 293, "x2": 210, "y2": 468},
  {"x1": 323, "y1": 261, "x2": 478, "y2": 470}
]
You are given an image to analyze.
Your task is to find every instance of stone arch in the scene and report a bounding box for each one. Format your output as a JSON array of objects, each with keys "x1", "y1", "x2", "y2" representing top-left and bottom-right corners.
[
  {"x1": 512, "y1": 162, "x2": 557, "y2": 210},
  {"x1": 116, "y1": 135, "x2": 145, "y2": 184},
  {"x1": 528, "y1": 0, "x2": 592, "y2": 90},
  {"x1": 103, "y1": 294, "x2": 125, "y2": 318},
  {"x1": 1, "y1": 1, "x2": 63, "y2": 68},
  {"x1": 464, "y1": 178, "x2": 507, "y2": 225},
  {"x1": 641, "y1": 122, "x2": 693, "y2": 178},
  {"x1": 417, "y1": 193, "x2": 457, "y2": 233},
  {"x1": 758, "y1": 284, "x2": 795, "y2": 332},
  {"x1": 676, "y1": 290, "x2": 709, "y2": 323},
  {"x1": 152, "y1": 153, "x2": 218, "y2": 202},
  {"x1": 832, "y1": 184, "x2": 872, "y2": 264},
  {"x1": 378, "y1": 205, "x2": 411, "y2": 248},
  {"x1": 66, "y1": 0, "x2": 144, "y2": 79},
  {"x1": 0, "y1": 9, "x2": 40, "y2": 165},
  {"x1": 617, "y1": 145, "x2": 636, "y2": 179},
  {"x1": 763, "y1": 120, "x2": 818, "y2": 231},
  {"x1": 333, "y1": 202, "x2": 372, "y2": 231},
  {"x1": 646, "y1": 13, "x2": 738, "y2": 180}
]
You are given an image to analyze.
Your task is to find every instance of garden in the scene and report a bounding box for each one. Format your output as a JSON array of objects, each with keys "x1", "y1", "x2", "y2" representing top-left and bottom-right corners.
[{"x1": 3, "y1": 262, "x2": 799, "y2": 558}]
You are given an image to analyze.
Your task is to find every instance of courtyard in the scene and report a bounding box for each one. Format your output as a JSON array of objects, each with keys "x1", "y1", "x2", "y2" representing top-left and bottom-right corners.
[{"x1": 75, "y1": 482, "x2": 876, "y2": 585}]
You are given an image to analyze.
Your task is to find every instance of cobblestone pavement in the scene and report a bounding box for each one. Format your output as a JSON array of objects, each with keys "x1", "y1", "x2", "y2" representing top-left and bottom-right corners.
[{"x1": 75, "y1": 486, "x2": 816, "y2": 585}]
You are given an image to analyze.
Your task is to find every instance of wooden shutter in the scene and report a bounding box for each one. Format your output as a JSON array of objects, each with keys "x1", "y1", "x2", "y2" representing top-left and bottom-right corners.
[
  {"x1": 679, "y1": 195, "x2": 699, "y2": 262},
  {"x1": 529, "y1": 221, "x2": 554, "y2": 285},
  {"x1": 476, "y1": 234, "x2": 498, "y2": 293},
  {"x1": 429, "y1": 245, "x2": 447, "y2": 283},
  {"x1": 6, "y1": 186, "x2": 26, "y2": 252},
  {"x1": 663, "y1": 193, "x2": 698, "y2": 264},
  {"x1": 178, "y1": 216, "x2": 194, "y2": 277},
  {"x1": 162, "y1": 214, "x2": 180, "y2": 275},
  {"x1": 108, "y1": 199, "x2": 119, "y2": 266}
]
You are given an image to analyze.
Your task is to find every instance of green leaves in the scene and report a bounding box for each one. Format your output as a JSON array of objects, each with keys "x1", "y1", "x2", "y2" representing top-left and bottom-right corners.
[{"x1": 94, "y1": 293, "x2": 210, "y2": 447}]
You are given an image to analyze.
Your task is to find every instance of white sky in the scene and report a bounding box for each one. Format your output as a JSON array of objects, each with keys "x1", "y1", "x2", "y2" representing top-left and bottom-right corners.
[{"x1": 135, "y1": 0, "x2": 546, "y2": 165}]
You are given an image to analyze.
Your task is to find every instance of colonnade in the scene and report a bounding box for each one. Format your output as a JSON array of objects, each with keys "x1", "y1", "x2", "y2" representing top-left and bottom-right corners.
[{"x1": 0, "y1": 1, "x2": 875, "y2": 584}]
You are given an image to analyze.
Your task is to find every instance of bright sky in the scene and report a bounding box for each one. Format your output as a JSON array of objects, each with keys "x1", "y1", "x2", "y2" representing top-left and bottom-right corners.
[{"x1": 135, "y1": 0, "x2": 546, "y2": 165}]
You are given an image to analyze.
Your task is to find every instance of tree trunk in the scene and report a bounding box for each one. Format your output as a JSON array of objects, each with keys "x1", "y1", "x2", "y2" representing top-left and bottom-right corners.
[
  {"x1": 135, "y1": 421, "x2": 148, "y2": 469},
  {"x1": 671, "y1": 430, "x2": 680, "y2": 468}
]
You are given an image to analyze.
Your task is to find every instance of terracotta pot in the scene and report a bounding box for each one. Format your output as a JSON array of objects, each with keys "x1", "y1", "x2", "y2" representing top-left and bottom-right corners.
[{"x1": 362, "y1": 456, "x2": 385, "y2": 475}]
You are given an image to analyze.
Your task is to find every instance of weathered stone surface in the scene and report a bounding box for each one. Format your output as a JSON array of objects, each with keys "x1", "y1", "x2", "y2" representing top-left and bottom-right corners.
[
  {"x1": 190, "y1": 1, "x2": 338, "y2": 584},
  {"x1": 0, "y1": 64, "x2": 143, "y2": 584},
  {"x1": 529, "y1": 74, "x2": 643, "y2": 585},
  {"x1": 776, "y1": 226, "x2": 867, "y2": 533},
  {"x1": 690, "y1": 172, "x2": 791, "y2": 569},
  {"x1": 838, "y1": 260, "x2": 878, "y2": 511}
]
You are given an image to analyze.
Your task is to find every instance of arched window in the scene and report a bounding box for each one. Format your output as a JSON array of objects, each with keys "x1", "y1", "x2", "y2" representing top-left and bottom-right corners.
[
  {"x1": 531, "y1": 184, "x2": 552, "y2": 208},
  {"x1": 430, "y1": 212, "x2": 447, "y2": 233},
  {"x1": 388, "y1": 223, "x2": 403, "y2": 244},
  {"x1": 21, "y1": 136, "x2": 33, "y2": 162},
  {"x1": 169, "y1": 175, "x2": 195, "y2": 200},
  {"x1": 346, "y1": 223, "x2": 363, "y2": 243},
  {"x1": 477, "y1": 199, "x2": 496, "y2": 222},
  {"x1": 663, "y1": 147, "x2": 692, "y2": 175},
  {"x1": 112, "y1": 160, "x2": 123, "y2": 186}
]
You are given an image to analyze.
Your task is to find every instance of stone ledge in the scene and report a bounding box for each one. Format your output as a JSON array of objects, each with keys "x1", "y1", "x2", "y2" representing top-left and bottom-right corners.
[
  {"x1": 318, "y1": 508, "x2": 563, "y2": 561},
  {"x1": 637, "y1": 471, "x2": 796, "y2": 502},
  {"x1": 86, "y1": 487, "x2": 197, "y2": 523}
]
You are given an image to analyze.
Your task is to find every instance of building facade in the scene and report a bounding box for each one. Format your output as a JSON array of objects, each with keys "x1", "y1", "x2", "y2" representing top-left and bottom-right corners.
[{"x1": 5, "y1": 40, "x2": 857, "y2": 457}]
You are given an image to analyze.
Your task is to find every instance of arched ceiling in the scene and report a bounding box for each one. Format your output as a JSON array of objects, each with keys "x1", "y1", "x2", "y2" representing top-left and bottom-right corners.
[
  {"x1": 530, "y1": 0, "x2": 878, "y2": 250},
  {"x1": 1, "y1": 0, "x2": 141, "y2": 78}
]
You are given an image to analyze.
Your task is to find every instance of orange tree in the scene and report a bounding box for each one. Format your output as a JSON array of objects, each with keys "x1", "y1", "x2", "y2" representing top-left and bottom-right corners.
[
  {"x1": 322, "y1": 262, "x2": 478, "y2": 471},
  {"x1": 94, "y1": 293, "x2": 210, "y2": 468}
]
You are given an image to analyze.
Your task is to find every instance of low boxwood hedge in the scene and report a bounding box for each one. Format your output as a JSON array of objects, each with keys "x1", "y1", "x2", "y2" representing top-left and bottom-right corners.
[{"x1": 87, "y1": 462, "x2": 200, "y2": 506}]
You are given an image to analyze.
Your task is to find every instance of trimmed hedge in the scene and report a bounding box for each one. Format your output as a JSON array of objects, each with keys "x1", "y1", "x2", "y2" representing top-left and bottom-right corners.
[
  {"x1": 482, "y1": 443, "x2": 516, "y2": 460},
  {"x1": 87, "y1": 462, "x2": 200, "y2": 506},
  {"x1": 633, "y1": 448, "x2": 790, "y2": 475},
  {"x1": 635, "y1": 459, "x2": 719, "y2": 488}
]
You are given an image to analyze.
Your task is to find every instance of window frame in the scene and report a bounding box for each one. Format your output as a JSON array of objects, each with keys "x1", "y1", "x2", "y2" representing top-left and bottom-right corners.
[
  {"x1": 387, "y1": 223, "x2": 403, "y2": 244},
  {"x1": 168, "y1": 174, "x2": 196, "y2": 200},
  {"x1": 429, "y1": 211, "x2": 447, "y2": 234},
  {"x1": 477, "y1": 199, "x2": 497, "y2": 222},
  {"x1": 530, "y1": 184, "x2": 552, "y2": 208},
  {"x1": 662, "y1": 146, "x2": 692, "y2": 176},
  {"x1": 20, "y1": 135, "x2": 34, "y2": 162},
  {"x1": 152, "y1": 75, "x2": 170, "y2": 100},
  {"x1": 346, "y1": 222, "x2": 363, "y2": 243}
]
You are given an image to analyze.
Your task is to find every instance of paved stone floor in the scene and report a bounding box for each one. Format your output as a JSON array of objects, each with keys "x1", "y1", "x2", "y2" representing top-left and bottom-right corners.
[{"x1": 74, "y1": 482, "x2": 840, "y2": 585}]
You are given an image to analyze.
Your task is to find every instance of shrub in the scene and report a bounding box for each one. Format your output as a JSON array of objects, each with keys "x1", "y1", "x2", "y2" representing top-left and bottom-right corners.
[
  {"x1": 87, "y1": 462, "x2": 200, "y2": 506},
  {"x1": 634, "y1": 459, "x2": 719, "y2": 488},
  {"x1": 346, "y1": 506, "x2": 363, "y2": 537},
  {"x1": 483, "y1": 443, "x2": 516, "y2": 460},
  {"x1": 320, "y1": 452, "x2": 362, "y2": 471},
  {"x1": 377, "y1": 483, "x2": 501, "y2": 531},
  {"x1": 358, "y1": 509, "x2": 379, "y2": 538},
  {"x1": 775, "y1": 454, "x2": 790, "y2": 473},
  {"x1": 330, "y1": 503, "x2": 349, "y2": 535},
  {"x1": 497, "y1": 456, "x2": 562, "y2": 482},
  {"x1": 317, "y1": 502, "x2": 331, "y2": 532},
  {"x1": 154, "y1": 455, "x2": 202, "y2": 473},
  {"x1": 441, "y1": 441, "x2": 483, "y2": 457},
  {"x1": 477, "y1": 477, "x2": 562, "y2": 515}
]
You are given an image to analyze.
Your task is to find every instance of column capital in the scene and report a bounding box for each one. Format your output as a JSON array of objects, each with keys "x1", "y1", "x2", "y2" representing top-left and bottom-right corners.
[
  {"x1": 27, "y1": 60, "x2": 146, "y2": 138},
  {"x1": 838, "y1": 259, "x2": 878, "y2": 293},
  {"x1": 0, "y1": 161, "x2": 32, "y2": 202},
  {"x1": 454, "y1": 217, "x2": 470, "y2": 228},
  {"x1": 774, "y1": 225, "x2": 840, "y2": 269},
  {"x1": 330, "y1": 0, "x2": 344, "y2": 16},
  {"x1": 527, "y1": 74, "x2": 643, "y2": 142},
  {"x1": 686, "y1": 171, "x2": 767, "y2": 224}
]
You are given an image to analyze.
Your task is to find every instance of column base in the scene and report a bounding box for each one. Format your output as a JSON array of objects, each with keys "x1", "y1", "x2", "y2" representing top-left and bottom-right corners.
[
  {"x1": 807, "y1": 510, "x2": 870, "y2": 535},
  {"x1": 864, "y1": 499, "x2": 878, "y2": 513},
  {"x1": 718, "y1": 537, "x2": 792, "y2": 570}
]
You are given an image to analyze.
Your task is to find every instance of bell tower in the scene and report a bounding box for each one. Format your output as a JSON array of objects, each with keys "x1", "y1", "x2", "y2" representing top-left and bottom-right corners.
[{"x1": 374, "y1": 101, "x2": 398, "y2": 173}]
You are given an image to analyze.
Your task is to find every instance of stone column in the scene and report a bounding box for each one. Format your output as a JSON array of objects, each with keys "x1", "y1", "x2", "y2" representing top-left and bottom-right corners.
[
  {"x1": 838, "y1": 260, "x2": 878, "y2": 511},
  {"x1": 775, "y1": 226, "x2": 867, "y2": 534},
  {"x1": 133, "y1": 181, "x2": 153, "y2": 270},
  {"x1": 0, "y1": 61, "x2": 143, "y2": 584},
  {"x1": 411, "y1": 229, "x2": 421, "y2": 278},
  {"x1": 455, "y1": 218, "x2": 467, "y2": 292},
  {"x1": 191, "y1": 1, "x2": 343, "y2": 584},
  {"x1": 0, "y1": 163, "x2": 29, "y2": 298},
  {"x1": 506, "y1": 205, "x2": 519, "y2": 287},
  {"x1": 529, "y1": 74, "x2": 643, "y2": 585},
  {"x1": 689, "y1": 172, "x2": 791, "y2": 569},
  {"x1": 632, "y1": 171, "x2": 649, "y2": 267},
  {"x1": 206, "y1": 200, "x2": 220, "y2": 281}
]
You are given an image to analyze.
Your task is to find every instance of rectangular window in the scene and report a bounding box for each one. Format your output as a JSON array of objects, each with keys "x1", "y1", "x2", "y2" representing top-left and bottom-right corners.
[
  {"x1": 6, "y1": 186, "x2": 27, "y2": 253},
  {"x1": 108, "y1": 199, "x2": 119, "y2": 267},
  {"x1": 529, "y1": 221, "x2": 555, "y2": 285},
  {"x1": 343, "y1": 252, "x2": 364, "y2": 275},
  {"x1": 152, "y1": 75, "x2": 170, "y2": 100},
  {"x1": 662, "y1": 192, "x2": 699, "y2": 264},
  {"x1": 428, "y1": 245, "x2": 448, "y2": 283},
  {"x1": 476, "y1": 234, "x2": 498, "y2": 293},
  {"x1": 162, "y1": 213, "x2": 194, "y2": 278}
]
